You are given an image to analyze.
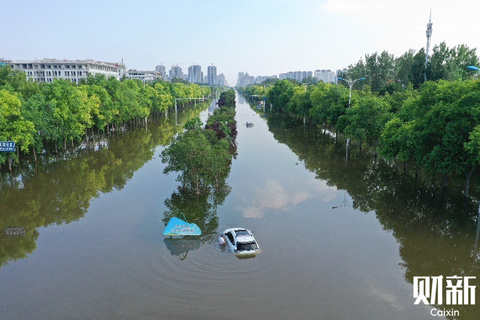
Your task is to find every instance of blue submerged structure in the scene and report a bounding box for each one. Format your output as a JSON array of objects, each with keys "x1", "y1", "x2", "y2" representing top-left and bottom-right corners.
[{"x1": 163, "y1": 217, "x2": 201, "y2": 236}]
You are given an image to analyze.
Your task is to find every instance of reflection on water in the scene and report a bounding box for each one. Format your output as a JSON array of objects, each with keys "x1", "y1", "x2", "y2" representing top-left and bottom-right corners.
[
  {"x1": 0, "y1": 101, "x2": 211, "y2": 268},
  {"x1": 262, "y1": 106, "x2": 480, "y2": 319},
  {"x1": 164, "y1": 238, "x2": 201, "y2": 260}
]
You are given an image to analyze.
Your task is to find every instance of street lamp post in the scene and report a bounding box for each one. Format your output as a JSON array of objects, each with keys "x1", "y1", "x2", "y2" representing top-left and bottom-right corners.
[
  {"x1": 338, "y1": 77, "x2": 365, "y2": 108},
  {"x1": 337, "y1": 77, "x2": 365, "y2": 161}
]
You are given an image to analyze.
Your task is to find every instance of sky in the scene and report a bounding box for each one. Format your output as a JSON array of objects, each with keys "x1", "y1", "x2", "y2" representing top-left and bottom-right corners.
[{"x1": 1, "y1": 0, "x2": 480, "y2": 86}]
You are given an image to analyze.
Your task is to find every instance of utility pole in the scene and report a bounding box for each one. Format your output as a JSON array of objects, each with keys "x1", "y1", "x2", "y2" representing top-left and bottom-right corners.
[{"x1": 425, "y1": 10, "x2": 433, "y2": 81}]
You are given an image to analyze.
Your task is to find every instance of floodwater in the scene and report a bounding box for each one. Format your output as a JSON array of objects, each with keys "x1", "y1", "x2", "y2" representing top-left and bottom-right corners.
[{"x1": 0, "y1": 93, "x2": 479, "y2": 320}]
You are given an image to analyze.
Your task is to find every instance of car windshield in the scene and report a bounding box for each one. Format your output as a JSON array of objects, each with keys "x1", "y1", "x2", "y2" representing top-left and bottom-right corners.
[
  {"x1": 235, "y1": 230, "x2": 250, "y2": 237},
  {"x1": 237, "y1": 242, "x2": 258, "y2": 251}
]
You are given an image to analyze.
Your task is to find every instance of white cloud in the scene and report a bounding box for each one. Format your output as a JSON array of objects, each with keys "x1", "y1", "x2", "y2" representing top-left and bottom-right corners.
[{"x1": 241, "y1": 179, "x2": 337, "y2": 219}]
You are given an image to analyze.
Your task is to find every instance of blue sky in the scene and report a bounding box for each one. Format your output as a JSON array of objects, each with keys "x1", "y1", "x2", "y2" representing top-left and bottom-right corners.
[{"x1": 2, "y1": 0, "x2": 480, "y2": 85}]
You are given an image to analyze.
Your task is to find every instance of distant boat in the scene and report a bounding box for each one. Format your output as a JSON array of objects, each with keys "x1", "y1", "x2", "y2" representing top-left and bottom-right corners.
[
  {"x1": 163, "y1": 217, "x2": 201, "y2": 236},
  {"x1": 246, "y1": 122, "x2": 254, "y2": 128}
]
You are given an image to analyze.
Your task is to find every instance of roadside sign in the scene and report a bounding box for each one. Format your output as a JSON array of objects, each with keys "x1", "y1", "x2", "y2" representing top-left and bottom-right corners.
[{"x1": 0, "y1": 141, "x2": 15, "y2": 152}]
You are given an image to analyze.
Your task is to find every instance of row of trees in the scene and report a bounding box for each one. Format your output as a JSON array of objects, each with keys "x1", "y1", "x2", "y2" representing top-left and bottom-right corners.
[
  {"x1": 161, "y1": 89, "x2": 237, "y2": 196},
  {"x1": 341, "y1": 42, "x2": 479, "y2": 94},
  {"x1": 240, "y1": 70, "x2": 480, "y2": 196},
  {"x1": 0, "y1": 65, "x2": 212, "y2": 170}
]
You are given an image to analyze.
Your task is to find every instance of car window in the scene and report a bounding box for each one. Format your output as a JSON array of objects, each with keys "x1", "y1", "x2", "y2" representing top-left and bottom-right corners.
[
  {"x1": 237, "y1": 242, "x2": 258, "y2": 251},
  {"x1": 226, "y1": 232, "x2": 235, "y2": 244}
]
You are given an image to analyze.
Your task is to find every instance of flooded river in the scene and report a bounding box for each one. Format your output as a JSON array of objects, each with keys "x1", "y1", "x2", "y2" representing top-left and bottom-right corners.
[{"x1": 0, "y1": 92, "x2": 479, "y2": 319}]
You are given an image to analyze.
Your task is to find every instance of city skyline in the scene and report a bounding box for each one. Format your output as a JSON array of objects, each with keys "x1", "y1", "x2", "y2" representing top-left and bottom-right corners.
[{"x1": 2, "y1": 0, "x2": 480, "y2": 86}]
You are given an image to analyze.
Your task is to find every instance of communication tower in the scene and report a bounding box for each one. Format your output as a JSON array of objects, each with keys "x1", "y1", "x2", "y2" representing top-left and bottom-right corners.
[{"x1": 425, "y1": 10, "x2": 433, "y2": 80}]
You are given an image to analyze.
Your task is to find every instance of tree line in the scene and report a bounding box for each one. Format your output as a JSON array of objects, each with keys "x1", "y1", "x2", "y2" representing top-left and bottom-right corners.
[
  {"x1": 239, "y1": 43, "x2": 480, "y2": 196},
  {"x1": 0, "y1": 65, "x2": 212, "y2": 170},
  {"x1": 341, "y1": 41, "x2": 479, "y2": 93},
  {"x1": 161, "y1": 89, "x2": 237, "y2": 196}
]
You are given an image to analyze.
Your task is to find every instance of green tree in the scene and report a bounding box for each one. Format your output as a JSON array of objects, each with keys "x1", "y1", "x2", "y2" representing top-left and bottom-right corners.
[
  {"x1": 338, "y1": 95, "x2": 391, "y2": 153},
  {"x1": 310, "y1": 82, "x2": 349, "y2": 129},
  {"x1": 0, "y1": 90, "x2": 35, "y2": 169},
  {"x1": 267, "y1": 79, "x2": 295, "y2": 111},
  {"x1": 365, "y1": 51, "x2": 396, "y2": 94},
  {"x1": 162, "y1": 130, "x2": 230, "y2": 195},
  {"x1": 427, "y1": 42, "x2": 479, "y2": 82}
]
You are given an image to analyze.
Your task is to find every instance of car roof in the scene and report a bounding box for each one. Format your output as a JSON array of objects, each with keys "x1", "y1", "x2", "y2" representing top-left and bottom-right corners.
[{"x1": 224, "y1": 228, "x2": 253, "y2": 236}]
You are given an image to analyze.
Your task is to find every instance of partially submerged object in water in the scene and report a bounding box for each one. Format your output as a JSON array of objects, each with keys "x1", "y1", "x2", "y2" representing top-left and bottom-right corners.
[
  {"x1": 221, "y1": 228, "x2": 260, "y2": 256},
  {"x1": 163, "y1": 217, "x2": 201, "y2": 236}
]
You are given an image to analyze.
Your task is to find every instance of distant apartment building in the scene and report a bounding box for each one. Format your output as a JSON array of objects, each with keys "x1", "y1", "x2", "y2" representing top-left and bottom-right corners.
[
  {"x1": 0, "y1": 58, "x2": 126, "y2": 83},
  {"x1": 279, "y1": 71, "x2": 313, "y2": 82},
  {"x1": 169, "y1": 65, "x2": 183, "y2": 80},
  {"x1": 237, "y1": 72, "x2": 252, "y2": 87},
  {"x1": 314, "y1": 69, "x2": 337, "y2": 83},
  {"x1": 187, "y1": 65, "x2": 203, "y2": 84},
  {"x1": 217, "y1": 73, "x2": 227, "y2": 87},
  {"x1": 237, "y1": 72, "x2": 277, "y2": 87},
  {"x1": 126, "y1": 70, "x2": 162, "y2": 82},
  {"x1": 207, "y1": 65, "x2": 217, "y2": 86},
  {"x1": 155, "y1": 65, "x2": 167, "y2": 80}
]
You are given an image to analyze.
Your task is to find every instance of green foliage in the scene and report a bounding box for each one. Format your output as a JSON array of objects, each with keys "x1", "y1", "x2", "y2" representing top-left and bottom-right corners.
[
  {"x1": 310, "y1": 82, "x2": 349, "y2": 128},
  {"x1": 339, "y1": 95, "x2": 392, "y2": 145},
  {"x1": 427, "y1": 42, "x2": 479, "y2": 82},
  {"x1": 268, "y1": 80, "x2": 295, "y2": 111},
  {"x1": 0, "y1": 66, "x2": 211, "y2": 169},
  {"x1": 217, "y1": 89, "x2": 235, "y2": 108},
  {"x1": 340, "y1": 43, "x2": 479, "y2": 94},
  {"x1": 184, "y1": 117, "x2": 203, "y2": 131},
  {"x1": 378, "y1": 79, "x2": 480, "y2": 191},
  {"x1": 0, "y1": 90, "x2": 35, "y2": 158},
  {"x1": 161, "y1": 89, "x2": 237, "y2": 195}
]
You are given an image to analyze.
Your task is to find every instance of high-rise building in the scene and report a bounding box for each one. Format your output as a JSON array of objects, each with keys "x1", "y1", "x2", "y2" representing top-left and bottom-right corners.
[
  {"x1": 155, "y1": 65, "x2": 167, "y2": 80},
  {"x1": 314, "y1": 69, "x2": 337, "y2": 83},
  {"x1": 207, "y1": 65, "x2": 217, "y2": 86},
  {"x1": 187, "y1": 65, "x2": 203, "y2": 84},
  {"x1": 0, "y1": 58, "x2": 126, "y2": 84},
  {"x1": 217, "y1": 73, "x2": 227, "y2": 87},
  {"x1": 169, "y1": 65, "x2": 183, "y2": 80},
  {"x1": 236, "y1": 72, "x2": 276, "y2": 87},
  {"x1": 279, "y1": 71, "x2": 313, "y2": 82}
]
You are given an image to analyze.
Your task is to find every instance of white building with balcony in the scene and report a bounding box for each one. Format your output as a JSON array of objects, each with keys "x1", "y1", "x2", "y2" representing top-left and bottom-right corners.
[
  {"x1": 0, "y1": 58, "x2": 126, "y2": 83},
  {"x1": 126, "y1": 70, "x2": 162, "y2": 82}
]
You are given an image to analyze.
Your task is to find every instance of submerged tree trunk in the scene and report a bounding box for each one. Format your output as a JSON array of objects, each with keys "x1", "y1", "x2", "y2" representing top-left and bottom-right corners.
[
  {"x1": 464, "y1": 166, "x2": 474, "y2": 197},
  {"x1": 32, "y1": 147, "x2": 37, "y2": 162},
  {"x1": 7, "y1": 155, "x2": 12, "y2": 172}
]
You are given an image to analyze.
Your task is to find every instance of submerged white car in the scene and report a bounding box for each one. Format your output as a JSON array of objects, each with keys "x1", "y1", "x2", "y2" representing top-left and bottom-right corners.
[{"x1": 221, "y1": 228, "x2": 261, "y2": 255}]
